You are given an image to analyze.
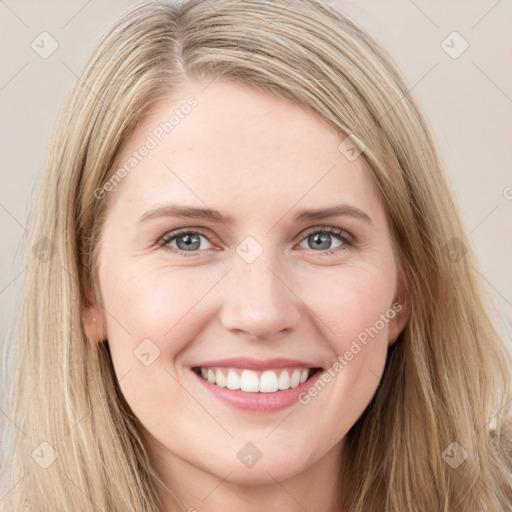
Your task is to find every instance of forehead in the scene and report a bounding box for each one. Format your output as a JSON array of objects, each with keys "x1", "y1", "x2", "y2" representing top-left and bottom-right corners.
[{"x1": 106, "y1": 79, "x2": 383, "y2": 219}]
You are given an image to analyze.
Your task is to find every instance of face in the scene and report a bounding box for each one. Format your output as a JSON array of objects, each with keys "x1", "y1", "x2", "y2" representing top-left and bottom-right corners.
[{"x1": 86, "y1": 79, "x2": 408, "y2": 488}]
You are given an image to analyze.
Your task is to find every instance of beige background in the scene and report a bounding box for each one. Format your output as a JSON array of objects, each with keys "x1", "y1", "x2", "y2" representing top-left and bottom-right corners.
[{"x1": 1, "y1": 0, "x2": 511, "y2": 360}]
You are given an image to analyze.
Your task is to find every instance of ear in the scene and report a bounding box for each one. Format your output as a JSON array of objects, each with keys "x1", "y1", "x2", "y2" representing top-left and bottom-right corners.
[
  {"x1": 82, "y1": 304, "x2": 108, "y2": 343},
  {"x1": 388, "y1": 262, "x2": 411, "y2": 346}
]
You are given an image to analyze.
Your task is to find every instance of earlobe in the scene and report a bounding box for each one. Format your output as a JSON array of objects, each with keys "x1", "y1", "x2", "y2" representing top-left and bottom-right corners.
[
  {"x1": 387, "y1": 299, "x2": 410, "y2": 346},
  {"x1": 388, "y1": 262, "x2": 411, "y2": 346},
  {"x1": 82, "y1": 305, "x2": 107, "y2": 343}
]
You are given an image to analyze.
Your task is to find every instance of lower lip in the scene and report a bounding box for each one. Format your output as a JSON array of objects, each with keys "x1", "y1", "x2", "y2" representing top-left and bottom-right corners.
[{"x1": 192, "y1": 369, "x2": 323, "y2": 412}]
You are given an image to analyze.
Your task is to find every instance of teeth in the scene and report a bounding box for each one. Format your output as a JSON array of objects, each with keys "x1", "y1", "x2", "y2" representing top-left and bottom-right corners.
[
  {"x1": 260, "y1": 370, "x2": 279, "y2": 393},
  {"x1": 215, "y1": 369, "x2": 227, "y2": 387},
  {"x1": 226, "y1": 369, "x2": 241, "y2": 390},
  {"x1": 290, "y1": 369, "x2": 300, "y2": 388},
  {"x1": 240, "y1": 370, "x2": 259, "y2": 392},
  {"x1": 278, "y1": 370, "x2": 290, "y2": 390},
  {"x1": 197, "y1": 367, "x2": 315, "y2": 393}
]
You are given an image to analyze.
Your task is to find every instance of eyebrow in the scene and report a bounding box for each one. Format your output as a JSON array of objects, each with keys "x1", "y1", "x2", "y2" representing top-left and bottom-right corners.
[{"x1": 138, "y1": 203, "x2": 374, "y2": 227}]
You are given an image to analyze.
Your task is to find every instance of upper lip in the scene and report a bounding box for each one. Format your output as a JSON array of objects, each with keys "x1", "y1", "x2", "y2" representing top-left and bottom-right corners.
[{"x1": 192, "y1": 357, "x2": 323, "y2": 371}]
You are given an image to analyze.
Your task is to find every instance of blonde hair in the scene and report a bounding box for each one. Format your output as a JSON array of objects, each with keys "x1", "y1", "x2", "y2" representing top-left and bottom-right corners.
[{"x1": 2, "y1": 0, "x2": 511, "y2": 510}]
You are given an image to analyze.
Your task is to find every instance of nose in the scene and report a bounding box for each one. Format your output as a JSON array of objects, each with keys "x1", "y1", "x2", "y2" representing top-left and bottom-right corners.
[{"x1": 219, "y1": 253, "x2": 301, "y2": 341}]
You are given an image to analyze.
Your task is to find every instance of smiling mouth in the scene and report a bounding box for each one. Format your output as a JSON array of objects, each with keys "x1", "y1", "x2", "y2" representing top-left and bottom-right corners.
[{"x1": 193, "y1": 366, "x2": 323, "y2": 393}]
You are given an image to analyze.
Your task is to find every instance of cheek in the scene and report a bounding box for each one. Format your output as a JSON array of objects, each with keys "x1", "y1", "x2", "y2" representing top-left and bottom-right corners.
[
  {"x1": 290, "y1": 266, "x2": 395, "y2": 445},
  {"x1": 97, "y1": 263, "x2": 222, "y2": 431},
  {"x1": 296, "y1": 262, "x2": 397, "y2": 349},
  {"x1": 99, "y1": 262, "x2": 224, "y2": 363}
]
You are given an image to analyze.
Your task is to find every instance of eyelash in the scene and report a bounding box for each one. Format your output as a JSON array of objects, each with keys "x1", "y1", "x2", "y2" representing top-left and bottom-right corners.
[{"x1": 157, "y1": 226, "x2": 356, "y2": 258}]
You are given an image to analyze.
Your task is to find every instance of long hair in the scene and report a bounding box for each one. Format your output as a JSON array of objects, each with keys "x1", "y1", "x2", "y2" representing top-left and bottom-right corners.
[{"x1": 2, "y1": 0, "x2": 511, "y2": 510}]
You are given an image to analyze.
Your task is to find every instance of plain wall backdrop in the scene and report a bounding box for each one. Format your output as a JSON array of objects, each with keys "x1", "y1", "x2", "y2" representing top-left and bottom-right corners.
[{"x1": 1, "y1": 0, "x2": 511, "y2": 382}]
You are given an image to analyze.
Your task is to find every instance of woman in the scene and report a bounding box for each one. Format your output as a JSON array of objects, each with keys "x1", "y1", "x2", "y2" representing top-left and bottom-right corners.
[{"x1": 2, "y1": 0, "x2": 511, "y2": 510}]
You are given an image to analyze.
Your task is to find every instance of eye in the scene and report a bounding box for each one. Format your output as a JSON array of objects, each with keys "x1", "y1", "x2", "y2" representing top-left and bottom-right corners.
[
  {"x1": 297, "y1": 227, "x2": 354, "y2": 255},
  {"x1": 158, "y1": 229, "x2": 215, "y2": 255},
  {"x1": 157, "y1": 226, "x2": 355, "y2": 257}
]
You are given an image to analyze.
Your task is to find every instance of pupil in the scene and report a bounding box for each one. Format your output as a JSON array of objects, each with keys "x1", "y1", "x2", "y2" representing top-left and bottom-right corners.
[
  {"x1": 309, "y1": 233, "x2": 331, "y2": 250},
  {"x1": 177, "y1": 233, "x2": 200, "y2": 251}
]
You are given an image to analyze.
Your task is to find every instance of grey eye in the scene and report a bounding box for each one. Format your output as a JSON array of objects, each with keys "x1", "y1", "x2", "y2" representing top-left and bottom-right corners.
[
  {"x1": 166, "y1": 232, "x2": 212, "y2": 251},
  {"x1": 300, "y1": 232, "x2": 343, "y2": 251}
]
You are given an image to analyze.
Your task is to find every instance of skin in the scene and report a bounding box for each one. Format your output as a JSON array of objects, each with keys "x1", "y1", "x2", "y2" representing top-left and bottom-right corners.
[{"x1": 84, "y1": 79, "x2": 409, "y2": 512}]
